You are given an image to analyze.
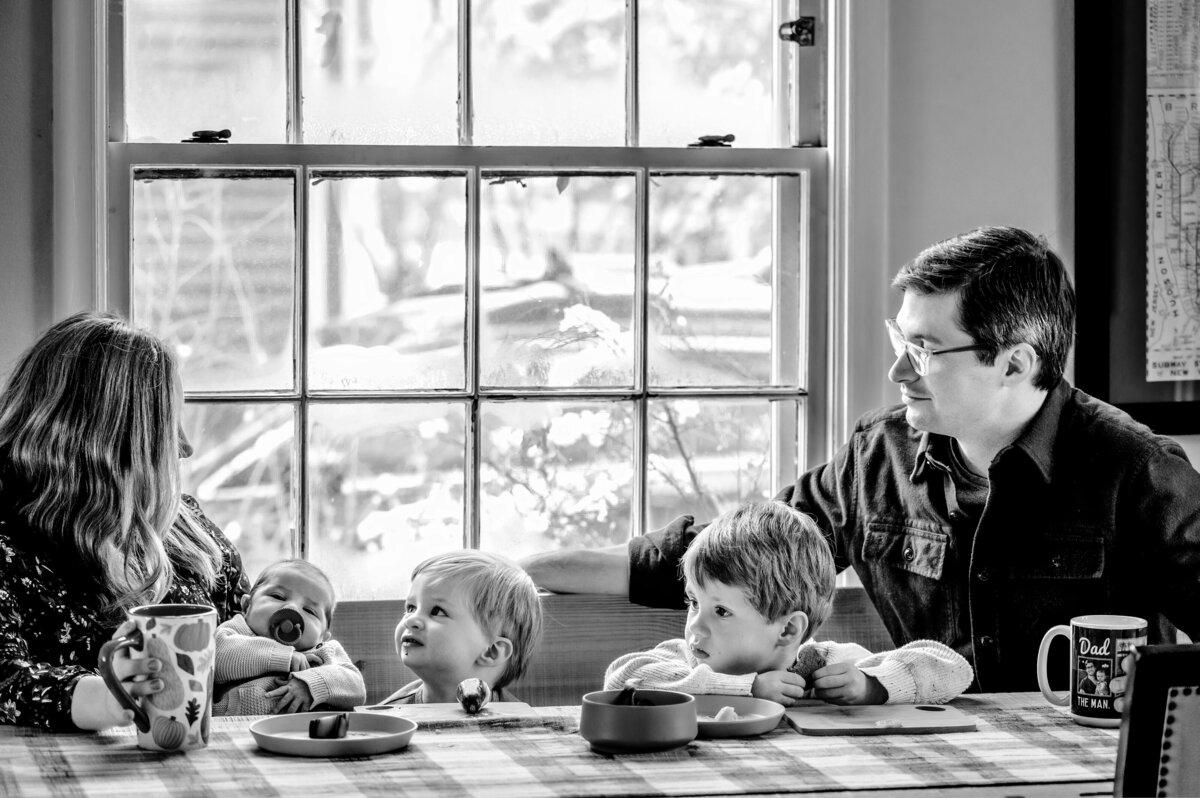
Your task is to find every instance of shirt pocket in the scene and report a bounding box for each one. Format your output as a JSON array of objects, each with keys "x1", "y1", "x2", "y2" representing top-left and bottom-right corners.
[
  {"x1": 1016, "y1": 532, "x2": 1105, "y2": 579},
  {"x1": 863, "y1": 521, "x2": 950, "y2": 580}
]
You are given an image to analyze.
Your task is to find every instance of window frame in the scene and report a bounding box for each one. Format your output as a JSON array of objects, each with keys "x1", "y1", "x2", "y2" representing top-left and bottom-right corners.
[{"x1": 78, "y1": 0, "x2": 840, "y2": 578}]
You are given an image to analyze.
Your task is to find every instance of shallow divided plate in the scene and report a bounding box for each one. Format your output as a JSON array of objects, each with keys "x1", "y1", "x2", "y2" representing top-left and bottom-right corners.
[
  {"x1": 250, "y1": 711, "x2": 417, "y2": 757},
  {"x1": 784, "y1": 700, "x2": 977, "y2": 735},
  {"x1": 694, "y1": 695, "x2": 785, "y2": 738}
]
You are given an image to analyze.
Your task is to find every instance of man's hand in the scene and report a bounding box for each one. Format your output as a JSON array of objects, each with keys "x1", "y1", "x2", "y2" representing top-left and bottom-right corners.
[
  {"x1": 266, "y1": 678, "x2": 315, "y2": 714},
  {"x1": 1109, "y1": 653, "x2": 1135, "y2": 714},
  {"x1": 290, "y1": 651, "x2": 311, "y2": 673},
  {"x1": 809, "y1": 662, "x2": 888, "y2": 705},
  {"x1": 751, "y1": 670, "x2": 809, "y2": 705}
]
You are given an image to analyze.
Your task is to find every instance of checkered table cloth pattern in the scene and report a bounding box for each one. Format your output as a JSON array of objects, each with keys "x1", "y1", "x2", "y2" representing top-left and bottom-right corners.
[{"x1": 0, "y1": 693, "x2": 1117, "y2": 797}]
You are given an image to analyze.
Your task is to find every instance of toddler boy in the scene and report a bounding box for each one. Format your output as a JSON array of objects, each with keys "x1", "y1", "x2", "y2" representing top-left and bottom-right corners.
[
  {"x1": 213, "y1": 559, "x2": 366, "y2": 715},
  {"x1": 605, "y1": 503, "x2": 973, "y2": 705},
  {"x1": 383, "y1": 551, "x2": 543, "y2": 704}
]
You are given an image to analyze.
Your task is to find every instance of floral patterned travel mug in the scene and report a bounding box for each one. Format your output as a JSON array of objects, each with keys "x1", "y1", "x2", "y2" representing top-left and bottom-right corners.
[{"x1": 98, "y1": 603, "x2": 217, "y2": 751}]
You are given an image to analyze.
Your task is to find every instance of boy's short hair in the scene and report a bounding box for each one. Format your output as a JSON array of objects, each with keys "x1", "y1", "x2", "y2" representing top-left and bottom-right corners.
[
  {"x1": 682, "y1": 502, "x2": 835, "y2": 637},
  {"x1": 249, "y1": 559, "x2": 337, "y2": 626},
  {"x1": 411, "y1": 551, "x2": 543, "y2": 690}
]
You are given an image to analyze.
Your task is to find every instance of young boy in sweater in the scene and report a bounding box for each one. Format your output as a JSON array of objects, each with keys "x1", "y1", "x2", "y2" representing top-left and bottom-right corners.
[
  {"x1": 213, "y1": 559, "x2": 366, "y2": 715},
  {"x1": 605, "y1": 503, "x2": 973, "y2": 705}
]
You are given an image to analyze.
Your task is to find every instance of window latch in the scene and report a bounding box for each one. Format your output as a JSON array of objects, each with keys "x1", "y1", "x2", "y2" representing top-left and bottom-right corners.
[
  {"x1": 687, "y1": 134, "x2": 735, "y2": 148},
  {"x1": 779, "y1": 17, "x2": 815, "y2": 46},
  {"x1": 181, "y1": 129, "x2": 232, "y2": 143}
]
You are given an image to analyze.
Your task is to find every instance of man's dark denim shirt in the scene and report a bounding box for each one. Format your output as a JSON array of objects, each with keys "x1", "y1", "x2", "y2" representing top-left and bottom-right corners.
[{"x1": 629, "y1": 380, "x2": 1200, "y2": 692}]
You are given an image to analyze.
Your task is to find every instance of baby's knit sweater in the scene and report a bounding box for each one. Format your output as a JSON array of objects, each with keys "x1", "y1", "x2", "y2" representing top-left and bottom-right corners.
[
  {"x1": 604, "y1": 638, "x2": 973, "y2": 704},
  {"x1": 213, "y1": 615, "x2": 366, "y2": 715}
]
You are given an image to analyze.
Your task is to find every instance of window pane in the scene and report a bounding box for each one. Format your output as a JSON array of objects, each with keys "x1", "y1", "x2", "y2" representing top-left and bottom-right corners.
[
  {"x1": 472, "y1": 0, "x2": 625, "y2": 145},
  {"x1": 133, "y1": 172, "x2": 296, "y2": 392},
  {"x1": 640, "y1": 0, "x2": 775, "y2": 147},
  {"x1": 480, "y1": 174, "x2": 636, "y2": 388},
  {"x1": 480, "y1": 401, "x2": 634, "y2": 555},
  {"x1": 307, "y1": 402, "x2": 466, "y2": 600},
  {"x1": 125, "y1": 0, "x2": 286, "y2": 143},
  {"x1": 308, "y1": 173, "x2": 468, "y2": 390},
  {"x1": 181, "y1": 402, "x2": 296, "y2": 584},
  {"x1": 647, "y1": 398, "x2": 792, "y2": 530},
  {"x1": 649, "y1": 174, "x2": 794, "y2": 387},
  {"x1": 301, "y1": 0, "x2": 458, "y2": 144}
]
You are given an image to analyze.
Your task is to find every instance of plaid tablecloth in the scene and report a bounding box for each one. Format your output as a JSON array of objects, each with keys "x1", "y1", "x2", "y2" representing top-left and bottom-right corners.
[{"x1": 0, "y1": 693, "x2": 1117, "y2": 797}]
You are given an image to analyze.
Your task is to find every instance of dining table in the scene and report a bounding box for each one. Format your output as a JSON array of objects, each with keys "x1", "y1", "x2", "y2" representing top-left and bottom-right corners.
[{"x1": 0, "y1": 692, "x2": 1120, "y2": 797}]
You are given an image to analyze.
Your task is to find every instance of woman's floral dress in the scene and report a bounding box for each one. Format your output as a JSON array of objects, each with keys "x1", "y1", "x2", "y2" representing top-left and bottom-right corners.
[{"x1": 0, "y1": 494, "x2": 249, "y2": 730}]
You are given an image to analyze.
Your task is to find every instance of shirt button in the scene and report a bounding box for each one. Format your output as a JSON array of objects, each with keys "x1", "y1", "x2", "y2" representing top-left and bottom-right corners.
[
  {"x1": 1050, "y1": 555, "x2": 1064, "y2": 569},
  {"x1": 903, "y1": 546, "x2": 916, "y2": 562},
  {"x1": 976, "y1": 569, "x2": 990, "y2": 582},
  {"x1": 978, "y1": 635, "x2": 995, "y2": 647},
  {"x1": 949, "y1": 510, "x2": 964, "y2": 521}
]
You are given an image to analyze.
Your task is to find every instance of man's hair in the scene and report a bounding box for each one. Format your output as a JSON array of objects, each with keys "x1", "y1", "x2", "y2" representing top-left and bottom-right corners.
[
  {"x1": 892, "y1": 226, "x2": 1075, "y2": 391},
  {"x1": 0, "y1": 311, "x2": 221, "y2": 616},
  {"x1": 682, "y1": 502, "x2": 835, "y2": 637},
  {"x1": 250, "y1": 559, "x2": 338, "y2": 625},
  {"x1": 411, "y1": 551, "x2": 543, "y2": 690}
]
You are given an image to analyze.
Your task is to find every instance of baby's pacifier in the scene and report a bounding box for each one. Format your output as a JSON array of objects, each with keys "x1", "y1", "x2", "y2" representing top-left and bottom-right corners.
[{"x1": 268, "y1": 608, "x2": 305, "y2": 645}]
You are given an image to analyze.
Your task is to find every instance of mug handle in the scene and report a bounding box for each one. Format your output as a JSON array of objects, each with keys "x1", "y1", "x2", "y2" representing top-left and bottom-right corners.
[
  {"x1": 1036, "y1": 624, "x2": 1071, "y2": 707},
  {"x1": 98, "y1": 630, "x2": 151, "y2": 732}
]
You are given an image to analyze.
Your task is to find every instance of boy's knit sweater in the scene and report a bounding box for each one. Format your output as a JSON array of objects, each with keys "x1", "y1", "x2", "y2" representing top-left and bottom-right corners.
[
  {"x1": 213, "y1": 615, "x2": 366, "y2": 715},
  {"x1": 604, "y1": 638, "x2": 973, "y2": 704}
]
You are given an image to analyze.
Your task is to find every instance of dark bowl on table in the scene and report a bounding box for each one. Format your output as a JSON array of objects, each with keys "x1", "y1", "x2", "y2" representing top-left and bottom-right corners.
[{"x1": 579, "y1": 689, "x2": 698, "y2": 754}]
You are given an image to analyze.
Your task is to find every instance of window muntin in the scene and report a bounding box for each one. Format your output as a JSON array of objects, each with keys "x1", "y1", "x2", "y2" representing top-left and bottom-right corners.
[{"x1": 110, "y1": 1, "x2": 827, "y2": 599}]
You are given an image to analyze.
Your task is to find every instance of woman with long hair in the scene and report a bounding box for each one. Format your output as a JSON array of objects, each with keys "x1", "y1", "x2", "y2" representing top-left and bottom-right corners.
[{"x1": 0, "y1": 312, "x2": 248, "y2": 730}]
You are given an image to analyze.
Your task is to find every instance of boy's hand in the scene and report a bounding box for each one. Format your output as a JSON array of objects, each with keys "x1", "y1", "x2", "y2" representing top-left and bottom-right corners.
[
  {"x1": 751, "y1": 669, "x2": 809, "y2": 705},
  {"x1": 809, "y1": 662, "x2": 888, "y2": 705},
  {"x1": 266, "y1": 678, "x2": 315, "y2": 714},
  {"x1": 290, "y1": 651, "x2": 311, "y2": 673},
  {"x1": 304, "y1": 649, "x2": 324, "y2": 666}
]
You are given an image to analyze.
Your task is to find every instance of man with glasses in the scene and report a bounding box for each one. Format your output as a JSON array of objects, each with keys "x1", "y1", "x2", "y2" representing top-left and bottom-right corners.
[{"x1": 521, "y1": 226, "x2": 1200, "y2": 692}]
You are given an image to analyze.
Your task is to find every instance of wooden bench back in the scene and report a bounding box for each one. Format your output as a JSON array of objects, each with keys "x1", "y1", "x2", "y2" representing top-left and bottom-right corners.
[{"x1": 331, "y1": 587, "x2": 894, "y2": 707}]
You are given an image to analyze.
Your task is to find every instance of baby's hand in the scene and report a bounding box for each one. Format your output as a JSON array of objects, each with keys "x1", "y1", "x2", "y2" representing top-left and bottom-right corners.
[
  {"x1": 809, "y1": 661, "x2": 888, "y2": 705},
  {"x1": 751, "y1": 669, "x2": 809, "y2": 706},
  {"x1": 266, "y1": 678, "x2": 315, "y2": 714},
  {"x1": 304, "y1": 649, "x2": 323, "y2": 666},
  {"x1": 290, "y1": 651, "x2": 311, "y2": 673}
]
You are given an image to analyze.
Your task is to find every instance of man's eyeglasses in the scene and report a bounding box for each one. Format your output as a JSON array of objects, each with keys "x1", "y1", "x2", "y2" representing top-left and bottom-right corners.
[{"x1": 885, "y1": 318, "x2": 988, "y2": 376}]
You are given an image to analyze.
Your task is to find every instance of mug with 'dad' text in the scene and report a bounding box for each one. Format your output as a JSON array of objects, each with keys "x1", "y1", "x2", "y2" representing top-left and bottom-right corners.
[{"x1": 1036, "y1": 614, "x2": 1147, "y2": 727}]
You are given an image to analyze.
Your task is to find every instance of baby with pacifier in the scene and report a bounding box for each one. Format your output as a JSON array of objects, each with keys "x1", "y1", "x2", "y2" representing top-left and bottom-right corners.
[{"x1": 212, "y1": 559, "x2": 365, "y2": 715}]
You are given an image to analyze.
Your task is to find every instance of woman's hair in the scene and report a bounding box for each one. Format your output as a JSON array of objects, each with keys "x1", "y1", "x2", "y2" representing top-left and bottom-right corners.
[
  {"x1": 0, "y1": 311, "x2": 220, "y2": 614},
  {"x1": 682, "y1": 502, "x2": 836, "y2": 637},
  {"x1": 892, "y1": 226, "x2": 1075, "y2": 391},
  {"x1": 411, "y1": 551, "x2": 544, "y2": 690}
]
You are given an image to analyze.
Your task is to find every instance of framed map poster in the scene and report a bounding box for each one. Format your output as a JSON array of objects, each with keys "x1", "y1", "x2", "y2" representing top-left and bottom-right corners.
[{"x1": 1076, "y1": 0, "x2": 1200, "y2": 434}]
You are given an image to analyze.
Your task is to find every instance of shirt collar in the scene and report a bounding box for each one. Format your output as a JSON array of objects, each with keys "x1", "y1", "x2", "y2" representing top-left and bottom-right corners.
[{"x1": 908, "y1": 379, "x2": 1067, "y2": 485}]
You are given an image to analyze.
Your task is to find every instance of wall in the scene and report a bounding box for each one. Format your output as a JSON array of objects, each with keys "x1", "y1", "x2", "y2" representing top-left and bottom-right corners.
[
  {"x1": 0, "y1": 0, "x2": 54, "y2": 378},
  {"x1": 843, "y1": 0, "x2": 1075, "y2": 425}
]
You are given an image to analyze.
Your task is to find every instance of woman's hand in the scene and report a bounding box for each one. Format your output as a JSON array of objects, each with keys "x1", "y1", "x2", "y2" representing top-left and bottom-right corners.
[
  {"x1": 71, "y1": 622, "x2": 164, "y2": 731},
  {"x1": 809, "y1": 662, "x2": 889, "y2": 705}
]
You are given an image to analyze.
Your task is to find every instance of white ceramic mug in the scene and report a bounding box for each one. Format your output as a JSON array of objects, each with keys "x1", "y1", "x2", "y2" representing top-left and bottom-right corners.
[
  {"x1": 1036, "y1": 614, "x2": 1146, "y2": 727},
  {"x1": 98, "y1": 603, "x2": 217, "y2": 751}
]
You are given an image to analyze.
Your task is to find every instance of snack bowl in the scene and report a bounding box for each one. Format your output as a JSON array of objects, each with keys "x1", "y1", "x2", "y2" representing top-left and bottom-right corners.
[
  {"x1": 579, "y1": 689, "x2": 697, "y2": 754},
  {"x1": 693, "y1": 695, "x2": 785, "y2": 738}
]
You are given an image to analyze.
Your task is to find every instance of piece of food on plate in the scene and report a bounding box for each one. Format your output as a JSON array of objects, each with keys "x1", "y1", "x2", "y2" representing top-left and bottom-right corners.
[
  {"x1": 308, "y1": 712, "x2": 350, "y2": 739},
  {"x1": 456, "y1": 678, "x2": 493, "y2": 714}
]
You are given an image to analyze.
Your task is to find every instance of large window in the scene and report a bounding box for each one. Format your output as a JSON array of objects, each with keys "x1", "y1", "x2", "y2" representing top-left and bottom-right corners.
[{"x1": 105, "y1": 0, "x2": 830, "y2": 598}]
